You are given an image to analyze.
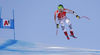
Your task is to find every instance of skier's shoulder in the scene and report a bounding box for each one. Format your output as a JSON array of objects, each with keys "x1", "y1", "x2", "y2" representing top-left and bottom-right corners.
[
  {"x1": 56, "y1": 10, "x2": 59, "y2": 12},
  {"x1": 63, "y1": 8, "x2": 68, "y2": 10},
  {"x1": 55, "y1": 10, "x2": 59, "y2": 14}
]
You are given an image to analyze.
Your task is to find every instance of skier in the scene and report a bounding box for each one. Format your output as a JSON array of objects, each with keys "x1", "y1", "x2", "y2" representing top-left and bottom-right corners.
[{"x1": 54, "y1": 4, "x2": 80, "y2": 40}]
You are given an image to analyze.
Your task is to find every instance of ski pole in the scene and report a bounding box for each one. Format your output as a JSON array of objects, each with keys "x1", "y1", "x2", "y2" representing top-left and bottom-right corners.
[
  {"x1": 56, "y1": 28, "x2": 58, "y2": 36},
  {"x1": 56, "y1": 24, "x2": 59, "y2": 36},
  {"x1": 81, "y1": 16, "x2": 91, "y2": 20}
]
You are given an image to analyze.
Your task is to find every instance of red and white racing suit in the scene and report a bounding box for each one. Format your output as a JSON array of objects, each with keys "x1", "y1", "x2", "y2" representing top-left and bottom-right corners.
[{"x1": 54, "y1": 8, "x2": 73, "y2": 32}]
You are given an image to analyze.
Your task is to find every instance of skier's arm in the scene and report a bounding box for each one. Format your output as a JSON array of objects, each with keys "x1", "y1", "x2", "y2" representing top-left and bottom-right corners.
[
  {"x1": 73, "y1": 11, "x2": 80, "y2": 19},
  {"x1": 54, "y1": 11, "x2": 57, "y2": 24},
  {"x1": 65, "y1": 8, "x2": 80, "y2": 19},
  {"x1": 64, "y1": 8, "x2": 73, "y2": 13},
  {"x1": 54, "y1": 11, "x2": 59, "y2": 28}
]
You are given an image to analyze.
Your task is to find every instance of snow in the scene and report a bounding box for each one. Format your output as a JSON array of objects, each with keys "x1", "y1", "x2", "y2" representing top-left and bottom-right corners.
[{"x1": 0, "y1": 39, "x2": 100, "y2": 55}]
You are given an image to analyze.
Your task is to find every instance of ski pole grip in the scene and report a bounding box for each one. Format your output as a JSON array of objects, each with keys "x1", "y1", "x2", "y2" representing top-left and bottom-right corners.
[
  {"x1": 76, "y1": 15, "x2": 80, "y2": 19},
  {"x1": 56, "y1": 24, "x2": 59, "y2": 28}
]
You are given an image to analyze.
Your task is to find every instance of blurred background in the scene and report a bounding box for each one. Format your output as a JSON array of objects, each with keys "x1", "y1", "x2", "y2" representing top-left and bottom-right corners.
[{"x1": 0, "y1": 0, "x2": 100, "y2": 50}]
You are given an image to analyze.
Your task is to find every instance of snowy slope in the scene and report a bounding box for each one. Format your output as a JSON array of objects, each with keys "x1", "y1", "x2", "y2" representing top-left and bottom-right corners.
[{"x1": 0, "y1": 39, "x2": 100, "y2": 55}]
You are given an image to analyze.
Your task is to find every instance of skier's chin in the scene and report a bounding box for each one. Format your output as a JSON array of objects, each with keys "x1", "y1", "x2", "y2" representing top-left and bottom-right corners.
[{"x1": 60, "y1": 11, "x2": 63, "y2": 12}]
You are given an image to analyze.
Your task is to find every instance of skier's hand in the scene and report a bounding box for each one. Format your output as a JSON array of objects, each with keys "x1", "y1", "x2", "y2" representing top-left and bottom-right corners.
[
  {"x1": 56, "y1": 24, "x2": 59, "y2": 29},
  {"x1": 76, "y1": 15, "x2": 80, "y2": 19}
]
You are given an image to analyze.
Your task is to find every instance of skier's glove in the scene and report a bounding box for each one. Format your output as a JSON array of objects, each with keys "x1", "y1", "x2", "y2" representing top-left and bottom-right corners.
[
  {"x1": 56, "y1": 24, "x2": 59, "y2": 29},
  {"x1": 76, "y1": 15, "x2": 80, "y2": 19}
]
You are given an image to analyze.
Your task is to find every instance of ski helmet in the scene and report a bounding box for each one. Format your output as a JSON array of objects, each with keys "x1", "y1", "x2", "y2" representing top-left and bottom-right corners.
[{"x1": 58, "y1": 4, "x2": 64, "y2": 10}]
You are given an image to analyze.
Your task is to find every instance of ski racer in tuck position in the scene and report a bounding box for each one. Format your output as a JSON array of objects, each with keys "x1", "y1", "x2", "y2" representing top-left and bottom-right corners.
[{"x1": 54, "y1": 4, "x2": 80, "y2": 40}]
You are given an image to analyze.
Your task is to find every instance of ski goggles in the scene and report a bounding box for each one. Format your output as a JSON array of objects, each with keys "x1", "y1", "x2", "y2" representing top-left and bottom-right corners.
[{"x1": 58, "y1": 6, "x2": 63, "y2": 9}]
